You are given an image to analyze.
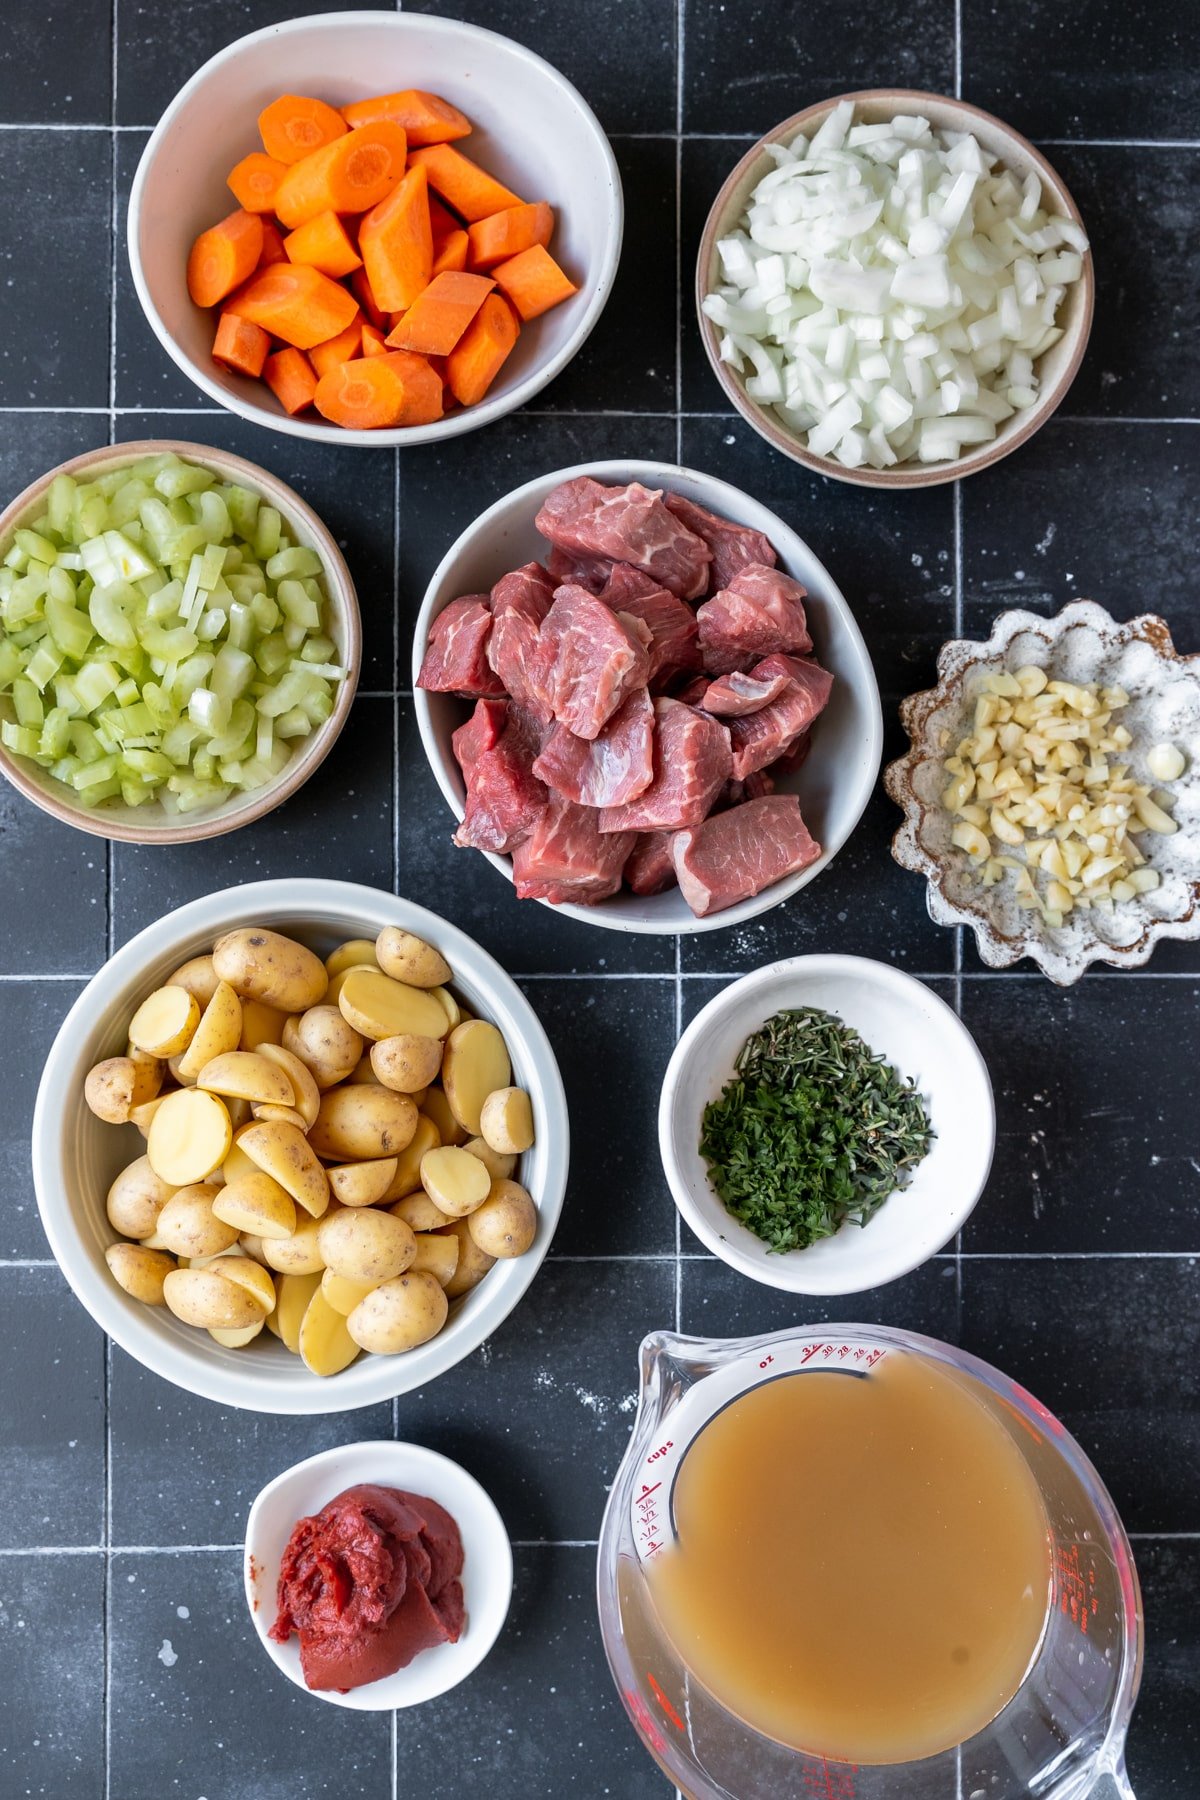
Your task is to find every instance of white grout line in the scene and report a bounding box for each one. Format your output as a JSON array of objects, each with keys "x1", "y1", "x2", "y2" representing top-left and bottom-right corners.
[
  {"x1": 4, "y1": 967, "x2": 1198, "y2": 985},
  {"x1": 954, "y1": 0, "x2": 963, "y2": 98}
]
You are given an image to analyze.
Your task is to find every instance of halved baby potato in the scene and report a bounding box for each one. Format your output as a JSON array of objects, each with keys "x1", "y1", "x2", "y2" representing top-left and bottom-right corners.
[
  {"x1": 128, "y1": 985, "x2": 201, "y2": 1058},
  {"x1": 147, "y1": 1089, "x2": 233, "y2": 1187},
  {"x1": 197, "y1": 1050, "x2": 295, "y2": 1107},
  {"x1": 175, "y1": 980, "x2": 242, "y2": 1082},
  {"x1": 420, "y1": 1144, "x2": 491, "y2": 1218},
  {"x1": 337, "y1": 966, "x2": 450, "y2": 1043},
  {"x1": 212, "y1": 1171, "x2": 297, "y2": 1241},
  {"x1": 238, "y1": 1119, "x2": 330, "y2": 1218},
  {"x1": 327, "y1": 1157, "x2": 399, "y2": 1208}
]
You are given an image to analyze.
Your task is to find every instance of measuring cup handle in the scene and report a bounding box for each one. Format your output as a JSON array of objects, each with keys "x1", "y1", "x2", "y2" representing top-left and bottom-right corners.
[{"x1": 1091, "y1": 1768, "x2": 1136, "y2": 1800}]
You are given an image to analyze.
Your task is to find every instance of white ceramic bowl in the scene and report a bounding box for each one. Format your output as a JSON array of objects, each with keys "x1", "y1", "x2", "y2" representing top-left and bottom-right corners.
[
  {"x1": 658, "y1": 955, "x2": 994, "y2": 1293},
  {"x1": 412, "y1": 460, "x2": 883, "y2": 934},
  {"x1": 32, "y1": 879, "x2": 569, "y2": 1414},
  {"x1": 245, "y1": 1440, "x2": 512, "y2": 1709},
  {"x1": 128, "y1": 11, "x2": 622, "y2": 446}
]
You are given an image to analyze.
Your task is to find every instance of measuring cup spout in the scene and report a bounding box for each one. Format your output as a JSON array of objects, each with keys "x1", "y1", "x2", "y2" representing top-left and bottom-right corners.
[{"x1": 1089, "y1": 1760, "x2": 1136, "y2": 1799}]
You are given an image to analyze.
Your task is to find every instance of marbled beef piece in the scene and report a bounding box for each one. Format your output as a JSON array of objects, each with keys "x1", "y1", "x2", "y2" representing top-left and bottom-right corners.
[
  {"x1": 545, "y1": 544, "x2": 613, "y2": 593},
  {"x1": 598, "y1": 562, "x2": 663, "y2": 605},
  {"x1": 537, "y1": 584, "x2": 651, "y2": 740},
  {"x1": 532, "y1": 689, "x2": 655, "y2": 808},
  {"x1": 417, "y1": 595, "x2": 505, "y2": 697},
  {"x1": 696, "y1": 563, "x2": 813, "y2": 676},
  {"x1": 671, "y1": 794, "x2": 822, "y2": 917},
  {"x1": 512, "y1": 793, "x2": 634, "y2": 905},
  {"x1": 487, "y1": 561, "x2": 556, "y2": 728},
  {"x1": 454, "y1": 710, "x2": 547, "y2": 854},
  {"x1": 726, "y1": 656, "x2": 833, "y2": 780},
  {"x1": 715, "y1": 768, "x2": 776, "y2": 811},
  {"x1": 662, "y1": 492, "x2": 778, "y2": 594},
  {"x1": 451, "y1": 698, "x2": 508, "y2": 768},
  {"x1": 700, "y1": 665, "x2": 793, "y2": 717},
  {"x1": 622, "y1": 830, "x2": 679, "y2": 897},
  {"x1": 598, "y1": 697, "x2": 732, "y2": 833},
  {"x1": 604, "y1": 585, "x2": 700, "y2": 689},
  {"x1": 535, "y1": 478, "x2": 711, "y2": 600}
]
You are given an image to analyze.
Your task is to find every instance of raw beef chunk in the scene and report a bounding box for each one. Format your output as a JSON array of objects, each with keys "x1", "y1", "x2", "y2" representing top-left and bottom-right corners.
[
  {"x1": 598, "y1": 697, "x2": 732, "y2": 833},
  {"x1": 536, "y1": 479, "x2": 712, "y2": 601},
  {"x1": 671, "y1": 795, "x2": 821, "y2": 917}
]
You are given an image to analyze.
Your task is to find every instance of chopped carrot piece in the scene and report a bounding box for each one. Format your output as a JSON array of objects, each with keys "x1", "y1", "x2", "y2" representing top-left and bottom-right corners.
[
  {"x1": 467, "y1": 201, "x2": 554, "y2": 271},
  {"x1": 386, "y1": 270, "x2": 495, "y2": 356},
  {"x1": 407, "y1": 144, "x2": 522, "y2": 223},
  {"x1": 431, "y1": 229, "x2": 469, "y2": 277},
  {"x1": 359, "y1": 165, "x2": 433, "y2": 312},
  {"x1": 350, "y1": 266, "x2": 387, "y2": 329},
  {"x1": 274, "y1": 121, "x2": 407, "y2": 230},
  {"x1": 361, "y1": 322, "x2": 387, "y2": 357},
  {"x1": 258, "y1": 94, "x2": 347, "y2": 165},
  {"x1": 227, "y1": 151, "x2": 288, "y2": 214},
  {"x1": 186, "y1": 210, "x2": 264, "y2": 309},
  {"x1": 257, "y1": 220, "x2": 288, "y2": 268},
  {"x1": 284, "y1": 209, "x2": 363, "y2": 279},
  {"x1": 234, "y1": 262, "x2": 359, "y2": 350},
  {"x1": 212, "y1": 312, "x2": 271, "y2": 378},
  {"x1": 309, "y1": 313, "x2": 365, "y2": 379},
  {"x1": 428, "y1": 194, "x2": 462, "y2": 238},
  {"x1": 492, "y1": 244, "x2": 578, "y2": 320},
  {"x1": 444, "y1": 293, "x2": 520, "y2": 406},
  {"x1": 341, "y1": 88, "x2": 472, "y2": 146},
  {"x1": 264, "y1": 346, "x2": 318, "y2": 415},
  {"x1": 313, "y1": 351, "x2": 444, "y2": 430}
]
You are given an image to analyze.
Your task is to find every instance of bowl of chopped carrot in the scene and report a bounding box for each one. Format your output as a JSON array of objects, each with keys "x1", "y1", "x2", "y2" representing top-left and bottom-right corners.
[{"x1": 128, "y1": 12, "x2": 623, "y2": 445}]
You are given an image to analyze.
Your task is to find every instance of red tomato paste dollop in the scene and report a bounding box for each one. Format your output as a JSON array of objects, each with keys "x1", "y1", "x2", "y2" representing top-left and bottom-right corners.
[{"x1": 270, "y1": 1483, "x2": 465, "y2": 1692}]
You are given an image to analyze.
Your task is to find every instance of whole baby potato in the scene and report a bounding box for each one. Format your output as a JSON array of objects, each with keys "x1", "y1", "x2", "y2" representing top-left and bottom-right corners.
[
  {"x1": 462, "y1": 1136, "x2": 517, "y2": 1184},
  {"x1": 468, "y1": 1179, "x2": 538, "y2": 1259},
  {"x1": 411, "y1": 1232, "x2": 459, "y2": 1289},
  {"x1": 106, "y1": 1156, "x2": 175, "y2": 1239},
  {"x1": 327, "y1": 1157, "x2": 399, "y2": 1208},
  {"x1": 162, "y1": 1266, "x2": 264, "y2": 1330},
  {"x1": 105, "y1": 1242, "x2": 176, "y2": 1306},
  {"x1": 86, "y1": 1057, "x2": 147, "y2": 1125},
  {"x1": 175, "y1": 981, "x2": 242, "y2": 1082},
  {"x1": 370, "y1": 1032, "x2": 443, "y2": 1094},
  {"x1": 441, "y1": 1217, "x2": 497, "y2": 1299},
  {"x1": 479, "y1": 1087, "x2": 535, "y2": 1157},
  {"x1": 212, "y1": 927, "x2": 328, "y2": 1012},
  {"x1": 284, "y1": 1005, "x2": 363, "y2": 1088},
  {"x1": 375, "y1": 928, "x2": 451, "y2": 990},
  {"x1": 155, "y1": 1184, "x2": 240, "y2": 1260},
  {"x1": 307, "y1": 1086, "x2": 418, "y2": 1162},
  {"x1": 390, "y1": 1190, "x2": 453, "y2": 1232},
  {"x1": 347, "y1": 1269, "x2": 448, "y2": 1354},
  {"x1": 261, "y1": 1209, "x2": 328, "y2": 1276},
  {"x1": 317, "y1": 1207, "x2": 417, "y2": 1286}
]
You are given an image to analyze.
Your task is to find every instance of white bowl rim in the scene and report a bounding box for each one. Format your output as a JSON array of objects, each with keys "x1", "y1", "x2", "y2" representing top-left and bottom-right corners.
[
  {"x1": 411, "y1": 457, "x2": 884, "y2": 935},
  {"x1": 243, "y1": 1439, "x2": 513, "y2": 1709},
  {"x1": 31, "y1": 878, "x2": 570, "y2": 1414},
  {"x1": 657, "y1": 953, "x2": 996, "y2": 1293},
  {"x1": 127, "y1": 9, "x2": 624, "y2": 448}
]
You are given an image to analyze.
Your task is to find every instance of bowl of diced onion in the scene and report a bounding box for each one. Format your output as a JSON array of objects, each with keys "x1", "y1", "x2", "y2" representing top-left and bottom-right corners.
[
  {"x1": 0, "y1": 441, "x2": 359, "y2": 842},
  {"x1": 696, "y1": 90, "x2": 1094, "y2": 487}
]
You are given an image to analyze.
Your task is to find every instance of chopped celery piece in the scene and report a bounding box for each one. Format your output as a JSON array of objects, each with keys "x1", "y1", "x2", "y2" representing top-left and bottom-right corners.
[
  {"x1": 46, "y1": 475, "x2": 75, "y2": 536},
  {"x1": 225, "y1": 485, "x2": 260, "y2": 539},
  {"x1": 300, "y1": 687, "x2": 334, "y2": 727},
  {"x1": 227, "y1": 602, "x2": 254, "y2": 652},
  {"x1": 13, "y1": 677, "x2": 44, "y2": 728},
  {"x1": 2, "y1": 721, "x2": 42, "y2": 757},
  {"x1": 155, "y1": 461, "x2": 213, "y2": 500},
  {"x1": 39, "y1": 707, "x2": 70, "y2": 759},
  {"x1": 0, "y1": 639, "x2": 24, "y2": 686},
  {"x1": 276, "y1": 579, "x2": 321, "y2": 630},
  {"x1": 254, "y1": 507, "x2": 282, "y2": 562},
  {"x1": 147, "y1": 579, "x2": 184, "y2": 624},
  {"x1": 188, "y1": 688, "x2": 232, "y2": 736},
  {"x1": 196, "y1": 610, "x2": 226, "y2": 643},
  {"x1": 198, "y1": 543, "x2": 227, "y2": 589},
  {"x1": 266, "y1": 545, "x2": 323, "y2": 582},
  {"x1": 274, "y1": 706, "x2": 311, "y2": 739},
  {"x1": 282, "y1": 621, "x2": 306, "y2": 653},
  {"x1": 161, "y1": 720, "x2": 200, "y2": 765},
  {"x1": 73, "y1": 661, "x2": 122, "y2": 712},
  {"x1": 300, "y1": 634, "x2": 336, "y2": 663},
  {"x1": 211, "y1": 644, "x2": 256, "y2": 703},
  {"x1": 255, "y1": 668, "x2": 317, "y2": 718},
  {"x1": 256, "y1": 634, "x2": 290, "y2": 677},
  {"x1": 249, "y1": 592, "x2": 280, "y2": 634},
  {"x1": 114, "y1": 677, "x2": 141, "y2": 708},
  {"x1": 47, "y1": 564, "x2": 78, "y2": 606},
  {"x1": 192, "y1": 490, "x2": 232, "y2": 544},
  {"x1": 88, "y1": 582, "x2": 140, "y2": 648},
  {"x1": 292, "y1": 660, "x2": 346, "y2": 681},
  {"x1": 25, "y1": 640, "x2": 64, "y2": 692},
  {"x1": 16, "y1": 528, "x2": 59, "y2": 565},
  {"x1": 208, "y1": 699, "x2": 256, "y2": 759},
  {"x1": 256, "y1": 713, "x2": 273, "y2": 760},
  {"x1": 140, "y1": 624, "x2": 198, "y2": 662}
]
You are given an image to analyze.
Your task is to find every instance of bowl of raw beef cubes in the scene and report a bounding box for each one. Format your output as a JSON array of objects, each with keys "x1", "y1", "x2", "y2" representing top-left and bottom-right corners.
[{"x1": 412, "y1": 462, "x2": 882, "y2": 932}]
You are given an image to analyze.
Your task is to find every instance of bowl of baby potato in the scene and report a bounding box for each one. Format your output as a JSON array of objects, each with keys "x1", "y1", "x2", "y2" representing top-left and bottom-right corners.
[{"x1": 31, "y1": 877, "x2": 569, "y2": 1414}]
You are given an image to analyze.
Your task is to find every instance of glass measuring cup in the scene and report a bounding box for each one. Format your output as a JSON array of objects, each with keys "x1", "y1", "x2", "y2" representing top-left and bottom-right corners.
[{"x1": 597, "y1": 1325, "x2": 1142, "y2": 1800}]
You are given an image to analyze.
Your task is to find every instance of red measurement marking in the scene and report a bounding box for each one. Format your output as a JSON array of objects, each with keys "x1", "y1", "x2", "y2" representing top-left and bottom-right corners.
[
  {"x1": 759, "y1": 1354, "x2": 775, "y2": 1369},
  {"x1": 636, "y1": 1482, "x2": 662, "y2": 1501},
  {"x1": 647, "y1": 1672, "x2": 685, "y2": 1730},
  {"x1": 625, "y1": 1688, "x2": 666, "y2": 1754},
  {"x1": 1054, "y1": 1541, "x2": 1099, "y2": 1636},
  {"x1": 800, "y1": 1755, "x2": 858, "y2": 1797},
  {"x1": 800, "y1": 1342, "x2": 826, "y2": 1364},
  {"x1": 647, "y1": 1441, "x2": 673, "y2": 1463}
]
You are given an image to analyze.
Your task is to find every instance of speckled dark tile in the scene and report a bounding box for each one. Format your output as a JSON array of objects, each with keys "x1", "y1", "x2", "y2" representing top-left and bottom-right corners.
[
  {"x1": 0, "y1": 391, "x2": 109, "y2": 498},
  {"x1": 0, "y1": 130, "x2": 111, "y2": 406},
  {"x1": 113, "y1": 133, "x2": 202, "y2": 411},
  {"x1": 0, "y1": 1266, "x2": 105, "y2": 1549},
  {"x1": 0, "y1": 799, "x2": 107, "y2": 975},
  {"x1": 1127, "y1": 1540, "x2": 1200, "y2": 1799},
  {"x1": 0, "y1": 1553, "x2": 104, "y2": 1800},
  {"x1": 108, "y1": 1548, "x2": 391, "y2": 1799},
  {"x1": 0, "y1": 5, "x2": 111, "y2": 123},
  {"x1": 397, "y1": 1546, "x2": 669, "y2": 1798},
  {"x1": 962, "y1": 1, "x2": 1200, "y2": 141},
  {"x1": 961, "y1": 1255, "x2": 1200, "y2": 1535},
  {"x1": 679, "y1": 1252, "x2": 961, "y2": 1340},
  {"x1": 961, "y1": 978, "x2": 1200, "y2": 1253},
  {"x1": 0, "y1": 982, "x2": 84, "y2": 1260},
  {"x1": 393, "y1": 1259, "x2": 675, "y2": 1543},
  {"x1": 683, "y1": 0, "x2": 955, "y2": 135}
]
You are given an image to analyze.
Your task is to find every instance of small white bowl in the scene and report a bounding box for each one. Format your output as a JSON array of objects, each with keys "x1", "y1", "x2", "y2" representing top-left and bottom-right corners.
[
  {"x1": 32, "y1": 879, "x2": 569, "y2": 1414},
  {"x1": 658, "y1": 955, "x2": 994, "y2": 1294},
  {"x1": 128, "y1": 11, "x2": 623, "y2": 446},
  {"x1": 412, "y1": 460, "x2": 883, "y2": 935},
  {"x1": 244, "y1": 1440, "x2": 513, "y2": 1709}
]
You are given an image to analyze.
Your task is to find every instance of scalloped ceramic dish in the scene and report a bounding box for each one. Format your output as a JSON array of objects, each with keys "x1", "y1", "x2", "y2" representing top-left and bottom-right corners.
[{"x1": 886, "y1": 601, "x2": 1200, "y2": 983}]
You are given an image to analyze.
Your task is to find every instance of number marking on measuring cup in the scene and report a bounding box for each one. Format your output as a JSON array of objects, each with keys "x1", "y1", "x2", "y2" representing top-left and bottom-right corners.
[
  {"x1": 1054, "y1": 1539, "x2": 1099, "y2": 1634},
  {"x1": 799, "y1": 1755, "x2": 858, "y2": 1797},
  {"x1": 646, "y1": 1671, "x2": 685, "y2": 1730}
]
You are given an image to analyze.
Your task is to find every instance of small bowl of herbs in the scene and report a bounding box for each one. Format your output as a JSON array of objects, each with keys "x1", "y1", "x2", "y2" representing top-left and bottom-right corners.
[{"x1": 658, "y1": 955, "x2": 994, "y2": 1294}]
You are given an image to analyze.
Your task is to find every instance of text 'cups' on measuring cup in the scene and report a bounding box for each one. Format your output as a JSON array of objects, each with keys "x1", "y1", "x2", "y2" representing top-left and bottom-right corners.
[{"x1": 596, "y1": 1325, "x2": 1143, "y2": 1800}]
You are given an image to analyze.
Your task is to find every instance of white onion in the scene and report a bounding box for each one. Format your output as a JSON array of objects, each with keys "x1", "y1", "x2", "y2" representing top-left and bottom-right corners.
[{"x1": 704, "y1": 101, "x2": 1089, "y2": 469}]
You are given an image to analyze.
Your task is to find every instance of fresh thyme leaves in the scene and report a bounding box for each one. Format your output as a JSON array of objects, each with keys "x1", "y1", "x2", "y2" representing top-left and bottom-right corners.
[{"x1": 699, "y1": 1006, "x2": 935, "y2": 1253}]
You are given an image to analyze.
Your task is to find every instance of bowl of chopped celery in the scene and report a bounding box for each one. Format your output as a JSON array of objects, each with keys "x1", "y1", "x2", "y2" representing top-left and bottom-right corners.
[{"x1": 0, "y1": 442, "x2": 359, "y2": 842}]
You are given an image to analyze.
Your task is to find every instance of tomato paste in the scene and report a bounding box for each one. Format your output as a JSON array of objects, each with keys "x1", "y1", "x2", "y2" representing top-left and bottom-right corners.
[{"x1": 270, "y1": 1483, "x2": 465, "y2": 1692}]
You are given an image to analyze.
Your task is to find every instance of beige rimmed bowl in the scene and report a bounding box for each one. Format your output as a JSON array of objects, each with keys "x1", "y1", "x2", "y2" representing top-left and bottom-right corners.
[
  {"x1": 696, "y1": 88, "x2": 1095, "y2": 489},
  {"x1": 0, "y1": 440, "x2": 360, "y2": 844}
]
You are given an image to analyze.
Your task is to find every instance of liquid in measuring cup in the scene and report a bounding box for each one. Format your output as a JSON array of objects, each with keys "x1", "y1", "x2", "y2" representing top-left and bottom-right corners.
[{"x1": 646, "y1": 1350, "x2": 1053, "y2": 1764}]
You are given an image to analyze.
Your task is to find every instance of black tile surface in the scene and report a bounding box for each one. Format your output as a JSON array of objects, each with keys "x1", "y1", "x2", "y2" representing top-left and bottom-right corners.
[
  {"x1": 0, "y1": 982, "x2": 84, "y2": 1259},
  {"x1": 113, "y1": 132, "x2": 204, "y2": 411},
  {"x1": 0, "y1": 1266, "x2": 105, "y2": 1548},
  {"x1": 0, "y1": 6, "x2": 111, "y2": 123},
  {"x1": 680, "y1": 1254, "x2": 961, "y2": 1341},
  {"x1": 1127, "y1": 1541, "x2": 1200, "y2": 1799},
  {"x1": 0, "y1": 1553, "x2": 104, "y2": 1800}
]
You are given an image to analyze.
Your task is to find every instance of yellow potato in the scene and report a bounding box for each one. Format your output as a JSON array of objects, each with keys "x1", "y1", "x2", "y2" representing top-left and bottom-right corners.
[
  {"x1": 308, "y1": 1086, "x2": 418, "y2": 1162},
  {"x1": 321, "y1": 1269, "x2": 376, "y2": 1315},
  {"x1": 163, "y1": 1266, "x2": 264, "y2": 1330},
  {"x1": 251, "y1": 1103, "x2": 309, "y2": 1131},
  {"x1": 347, "y1": 1269, "x2": 448, "y2": 1353},
  {"x1": 370, "y1": 1033, "x2": 443, "y2": 1094},
  {"x1": 256, "y1": 1042, "x2": 320, "y2": 1129},
  {"x1": 262, "y1": 1209, "x2": 327, "y2": 1275},
  {"x1": 212, "y1": 927, "x2": 328, "y2": 1012},
  {"x1": 462, "y1": 1135, "x2": 517, "y2": 1184},
  {"x1": 271, "y1": 1269, "x2": 322, "y2": 1351},
  {"x1": 167, "y1": 1052, "x2": 195, "y2": 1087},
  {"x1": 430, "y1": 986, "x2": 462, "y2": 1030},
  {"x1": 327, "y1": 1157, "x2": 399, "y2": 1208},
  {"x1": 411, "y1": 1232, "x2": 459, "y2": 1289},
  {"x1": 441, "y1": 1218, "x2": 497, "y2": 1298},
  {"x1": 105, "y1": 1242, "x2": 175, "y2": 1305},
  {"x1": 85, "y1": 1057, "x2": 141, "y2": 1124},
  {"x1": 146, "y1": 1089, "x2": 233, "y2": 1186},
  {"x1": 317, "y1": 1207, "x2": 416, "y2": 1285},
  {"x1": 381, "y1": 1116, "x2": 441, "y2": 1202},
  {"x1": 197, "y1": 1050, "x2": 295, "y2": 1107},
  {"x1": 337, "y1": 966, "x2": 449, "y2": 1043},
  {"x1": 326, "y1": 964, "x2": 375, "y2": 1009},
  {"x1": 479, "y1": 1087, "x2": 535, "y2": 1156},
  {"x1": 238, "y1": 999, "x2": 287, "y2": 1052},
  {"x1": 155, "y1": 1184, "x2": 239, "y2": 1260},
  {"x1": 216, "y1": 1255, "x2": 276, "y2": 1317},
  {"x1": 239, "y1": 1119, "x2": 330, "y2": 1218},
  {"x1": 441, "y1": 1020, "x2": 511, "y2": 1135},
  {"x1": 212, "y1": 1171, "x2": 297, "y2": 1241},
  {"x1": 299, "y1": 1287, "x2": 361, "y2": 1377},
  {"x1": 325, "y1": 938, "x2": 380, "y2": 978},
  {"x1": 175, "y1": 980, "x2": 242, "y2": 1082},
  {"x1": 130, "y1": 1094, "x2": 170, "y2": 1139},
  {"x1": 390, "y1": 1190, "x2": 454, "y2": 1232},
  {"x1": 221, "y1": 1132, "x2": 261, "y2": 1186},
  {"x1": 348, "y1": 1054, "x2": 381, "y2": 1084},
  {"x1": 420, "y1": 1145, "x2": 491, "y2": 1218},
  {"x1": 225, "y1": 1094, "x2": 252, "y2": 1134},
  {"x1": 106, "y1": 1156, "x2": 175, "y2": 1239},
  {"x1": 469, "y1": 1179, "x2": 538, "y2": 1258},
  {"x1": 209, "y1": 1320, "x2": 264, "y2": 1348},
  {"x1": 238, "y1": 1232, "x2": 270, "y2": 1267},
  {"x1": 375, "y1": 927, "x2": 452, "y2": 990},
  {"x1": 284, "y1": 1005, "x2": 363, "y2": 1087},
  {"x1": 421, "y1": 1087, "x2": 466, "y2": 1149},
  {"x1": 167, "y1": 955, "x2": 220, "y2": 1007},
  {"x1": 128, "y1": 985, "x2": 201, "y2": 1058}
]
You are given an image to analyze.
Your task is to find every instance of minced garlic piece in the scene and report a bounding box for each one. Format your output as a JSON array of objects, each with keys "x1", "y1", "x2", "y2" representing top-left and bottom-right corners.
[{"x1": 942, "y1": 666, "x2": 1178, "y2": 924}]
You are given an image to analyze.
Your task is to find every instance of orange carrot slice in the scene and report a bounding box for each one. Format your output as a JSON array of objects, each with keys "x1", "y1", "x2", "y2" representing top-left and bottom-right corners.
[
  {"x1": 341, "y1": 88, "x2": 471, "y2": 146},
  {"x1": 407, "y1": 145, "x2": 522, "y2": 223},
  {"x1": 361, "y1": 322, "x2": 387, "y2": 357},
  {"x1": 309, "y1": 313, "x2": 365, "y2": 379},
  {"x1": 257, "y1": 220, "x2": 288, "y2": 268},
  {"x1": 444, "y1": 293, "x2": 520, "y2": 406},
  {"x1": 227, "y1": 152, "x2": 288, "y2": 214},
  {"x1": 467, "y1": 201, "x2": 554, "y2": 271},
  {"x1": 431, "y1": 229, "x2": 469, "y2": 277},
  {"x1": 492, "y1": 244, "x2": 578, "y2": 320},
  {"x1": 359, "y1": 165, "x2": 433, "y2": 312},
  {"x1": 259, "y1": 94, "x2": 347, "y2": 165},
  {"x1": 428, "y1": 194, "x2": 462, "y2": 238},
  {"x1": 212, "y1": 313, "x2": 271, "y2": 378},
  {"x1": 234, "y1": 262, "x2": 358, "y2": 349},
  {"x1": 350, "y1": 266, "x2": 387, "y2": 329},
  {"x1": 186, "y1": 210, "x2": 264, "y2": 309},
  {"x1": 284, "y1": 209, "x2": 363, "y2": 279},
  {"x1": 274, "y1": 121, "x2": 408, "y2": 230},
  {"x1": 313, "y1": 351, "x2": 444, "y2": 430},
  {"x1": 386, "y1": 270, "x2": 495, "y2": 356},
  {"x1": 264, "y1": 347, "x2": 318, "y2": 415}
]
